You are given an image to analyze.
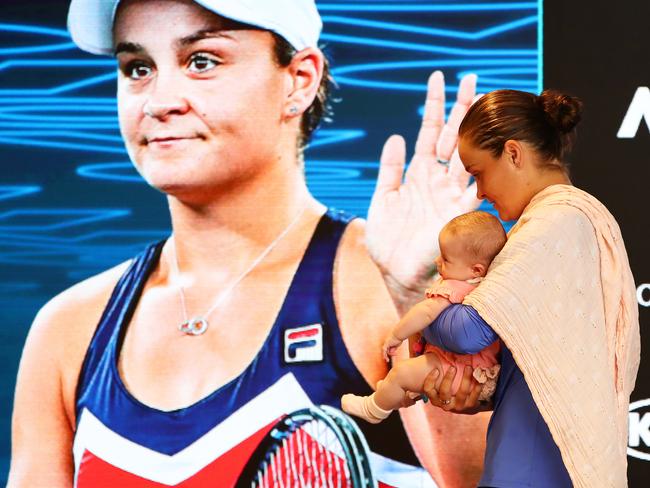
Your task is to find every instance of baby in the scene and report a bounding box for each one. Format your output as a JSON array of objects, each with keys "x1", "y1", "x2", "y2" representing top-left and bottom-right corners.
[{"x1": 342, "y1": 211, "x2": 506, "y2": 423}]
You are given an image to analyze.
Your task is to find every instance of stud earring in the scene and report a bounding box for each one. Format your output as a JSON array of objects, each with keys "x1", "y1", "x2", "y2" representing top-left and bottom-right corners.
[{"x1": 289, "y1": 106, "x2": 299, "y2": 115}]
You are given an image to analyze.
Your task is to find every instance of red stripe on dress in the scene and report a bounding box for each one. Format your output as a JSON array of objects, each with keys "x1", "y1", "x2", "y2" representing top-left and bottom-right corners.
[
  {"x1": 287, "y1": 328, "x2": 319, "y2": 339},
  {"x1": 75, "y1": 419, "x2": 278, "y2": 487}
]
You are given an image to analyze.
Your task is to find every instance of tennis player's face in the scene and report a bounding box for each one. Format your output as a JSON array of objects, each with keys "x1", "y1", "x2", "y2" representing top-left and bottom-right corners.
[
  {"x1": 459, "y1": 138, "x2": 528, "y2": 221},
  {"x1": 114, "y1": 0, "x2": 290, "y2": 199}
]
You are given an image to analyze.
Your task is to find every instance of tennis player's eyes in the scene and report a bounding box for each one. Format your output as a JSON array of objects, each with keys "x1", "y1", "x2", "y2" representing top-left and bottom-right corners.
[
  {"x1": 188, "y1": 53, "x2": 219, "y2": 73},
  {"x1": 123, "y1": 61, "x2": 153, "y2": 80}
]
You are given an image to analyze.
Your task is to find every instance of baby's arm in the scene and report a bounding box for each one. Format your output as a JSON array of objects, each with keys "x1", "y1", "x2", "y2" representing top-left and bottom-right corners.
[{"x1": 383, "y1": 296, "x2": 450, "y2": 360}]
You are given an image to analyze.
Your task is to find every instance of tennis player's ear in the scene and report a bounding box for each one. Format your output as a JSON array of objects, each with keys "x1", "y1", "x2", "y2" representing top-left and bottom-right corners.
[{"x1": 284, "y1": 47, "x2": 324, "y2": 117}]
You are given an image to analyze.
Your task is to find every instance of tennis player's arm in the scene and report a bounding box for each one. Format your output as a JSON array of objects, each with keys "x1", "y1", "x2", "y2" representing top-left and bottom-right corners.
[
  {"x1": 7, "y1": 263, "x2": 122, "y2": 487},
  {"x1": 8, "y1": 303, "x2": 75, "y2": 487},
  {"x1": 422, "y1": 304, "x2": 498, "y2": 354}
]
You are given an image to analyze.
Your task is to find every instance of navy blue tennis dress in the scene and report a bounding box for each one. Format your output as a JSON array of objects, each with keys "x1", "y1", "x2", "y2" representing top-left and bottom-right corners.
[{"x1": 73, "y1": 210, "x2": 437, "y2": 487}]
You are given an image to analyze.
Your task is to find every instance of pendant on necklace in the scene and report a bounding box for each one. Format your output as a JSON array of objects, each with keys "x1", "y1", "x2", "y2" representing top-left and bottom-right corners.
[{"x1": 179, "y1": 317, "x2": 209, "y2": 336}]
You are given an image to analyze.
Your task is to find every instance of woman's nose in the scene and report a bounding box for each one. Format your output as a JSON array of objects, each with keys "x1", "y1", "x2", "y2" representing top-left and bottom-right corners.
[
  {"x1": 143, "y1": 97, "x2": 190, "y2": 120},
  {"x1": 476, "y1": 183, "x2": 485, "y2": 200},
  {"x1": 142, "y1": 76, "x2": 190, "y2": 120}
]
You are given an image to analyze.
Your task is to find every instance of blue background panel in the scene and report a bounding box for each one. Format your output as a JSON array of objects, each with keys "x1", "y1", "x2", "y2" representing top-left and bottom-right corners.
[{"x1": 0, "y1": 0, "x2": 540, "y2": 481}]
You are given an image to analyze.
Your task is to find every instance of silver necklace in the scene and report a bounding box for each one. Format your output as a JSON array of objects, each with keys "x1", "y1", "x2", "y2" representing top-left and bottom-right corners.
[{"x1": 171, "y1": 206, "x2": 307, "y2": 336}]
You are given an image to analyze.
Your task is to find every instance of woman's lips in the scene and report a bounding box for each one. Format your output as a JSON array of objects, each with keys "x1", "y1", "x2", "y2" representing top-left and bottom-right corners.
[{"x1": 146, "y1": 136, "x2": 200, "y2": 148}]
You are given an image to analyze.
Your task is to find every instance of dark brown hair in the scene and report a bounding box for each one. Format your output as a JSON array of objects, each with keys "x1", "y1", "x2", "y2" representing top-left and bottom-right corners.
[
  {"x1": 458, "y1": 89, "x2": 583, "y2": 171},
  {"x1": 272, "y1": 34, "x2": 334, "y2": 149}
]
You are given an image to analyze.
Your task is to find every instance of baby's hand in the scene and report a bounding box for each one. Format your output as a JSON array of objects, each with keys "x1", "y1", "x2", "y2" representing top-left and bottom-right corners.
[{"x1": 382, "y1": 332, "x2": 403, "y2": 362}]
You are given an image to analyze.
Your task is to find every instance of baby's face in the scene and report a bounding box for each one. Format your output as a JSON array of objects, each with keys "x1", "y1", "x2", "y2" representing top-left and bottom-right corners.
[{"x1": 435, "y1": 232, "x2": 479, "y2": 281}]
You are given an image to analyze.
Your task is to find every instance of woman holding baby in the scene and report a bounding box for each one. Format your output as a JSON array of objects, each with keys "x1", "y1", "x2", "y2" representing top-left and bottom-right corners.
[
  {"x1": 345, "y1": 88, "x2": 640, "y2": 487},
  {"x1": 422, "y1": 89, "x2": 640, "y2": 487}
]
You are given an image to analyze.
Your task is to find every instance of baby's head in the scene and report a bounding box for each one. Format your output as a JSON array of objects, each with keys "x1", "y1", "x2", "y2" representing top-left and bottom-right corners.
[{"x1": 435, "y1": 211, "x2": 507, "y2": 281}]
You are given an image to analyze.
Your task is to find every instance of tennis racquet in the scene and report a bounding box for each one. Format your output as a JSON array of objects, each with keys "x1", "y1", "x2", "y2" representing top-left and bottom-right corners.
[{"x1": 236, "y1": 404, "x2": 377, "y2": 488}]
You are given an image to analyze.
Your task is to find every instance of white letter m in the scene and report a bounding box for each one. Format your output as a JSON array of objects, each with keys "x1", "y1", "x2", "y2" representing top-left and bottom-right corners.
[{"x1": 617, "y1": 86, "x2": 650, "y2": 139}]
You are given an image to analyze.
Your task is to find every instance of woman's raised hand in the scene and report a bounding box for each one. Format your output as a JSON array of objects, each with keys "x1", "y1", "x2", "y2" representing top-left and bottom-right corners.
[{"x1": 366, "y1": 71, "x2": 481, "y2": 293}]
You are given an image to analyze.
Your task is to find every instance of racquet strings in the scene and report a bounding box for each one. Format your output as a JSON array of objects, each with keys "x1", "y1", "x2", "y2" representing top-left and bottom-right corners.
[{"x1": 251, "y1": 417, "x2": 353, "y2": 488}]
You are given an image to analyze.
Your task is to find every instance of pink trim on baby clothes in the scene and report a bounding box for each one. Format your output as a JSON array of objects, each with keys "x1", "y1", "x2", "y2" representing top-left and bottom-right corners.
[{"x1": 425, "y1": 278, "x2": 481, "y2": 304}]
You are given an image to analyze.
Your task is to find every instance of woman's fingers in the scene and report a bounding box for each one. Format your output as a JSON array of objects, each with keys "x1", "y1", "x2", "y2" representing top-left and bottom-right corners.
[
  {"x1": 401, "y1": 391, "x2": 420, "y2": 408},
  {"x1": 452, "y1": 367, "x2": 483, "y2": 412},
  {"x1": 423, "y1": 364, "x2": 484, "y2": 412},
  {"x1": 414, "y1": 71, "x2": 445, "y2": 158},
  {"x1": 453, "y1": 366, "x2": 474, "y2": 408},
  {"x1": 466, "y1": 381, "x2": 483, "y2": 409},
  {"x1": 461, "y1": 181, "x2": 482, "y2": 211},
  {"x1": 435, "y1": 74, "x2": 477, "y2": 162},
  {"x1": 374, "y1": 134, "x2": 406, "y2": 197},
  {"x1": 422, "y1": 368, "x2": 440, "y2": 402},
  {"x1": 437, "y1": 366, "x2": 457, "y2": 411},
  {"x1": 420, "y1": 366, "x2": 455, "y2": 411},
  {"x1": 447, "y1": 148, "x2": 469, "y2": 187}
]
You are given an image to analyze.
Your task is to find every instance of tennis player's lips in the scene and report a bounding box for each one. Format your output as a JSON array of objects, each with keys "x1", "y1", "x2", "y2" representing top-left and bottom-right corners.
[{"x1": 145, "y1": 135, "x2": 203, "y2": 147}]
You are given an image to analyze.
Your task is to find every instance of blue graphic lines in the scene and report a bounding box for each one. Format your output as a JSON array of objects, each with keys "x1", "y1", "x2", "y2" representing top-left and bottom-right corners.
[
  {"x1": 0, "y1": 208, "x2": 163, "y2": 270},
  {"x1": 0, "y1": 185, "x2": 41, "y2": 201},
  {"x1": 317, "y1": 3, "x2": 537, "y2": 12},
  {"x1": 333, "y1": 58, "x2": 537, "y2": 93},
  {"x1": 322, "y1": 15, "x2": 536, "y2": 41},
  {"x1": 0, "y1": 22, "x2": 74, "y2": 56},
  {"x1": 0, "y1": 208, "x2": 130, "y2": 232},
  {"x1": 0, "y1": 0, "x2": 539, "y2": 295}
]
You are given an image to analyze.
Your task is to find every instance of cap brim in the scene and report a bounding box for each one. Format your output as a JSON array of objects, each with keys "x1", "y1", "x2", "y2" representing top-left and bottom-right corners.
[
  {"x1": 67, "y1": 0, "x2": 321, "y2": 55},
  {"x1": 68, "y1": 0, "x2": 120, "y2": 56}
]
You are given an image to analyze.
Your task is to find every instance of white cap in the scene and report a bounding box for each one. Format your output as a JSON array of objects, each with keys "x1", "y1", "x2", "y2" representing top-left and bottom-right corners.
[{"x1": 67, "y1": 0, "x2": 322, "y2": 55}]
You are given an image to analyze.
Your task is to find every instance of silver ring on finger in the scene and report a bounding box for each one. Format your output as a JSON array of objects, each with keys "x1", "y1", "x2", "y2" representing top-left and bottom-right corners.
[
  {"x1": 436, "y1": 158, "x2": 450, "y2": 166},
  {"x1": 441, "y1": 399, "x2": 452, "y2": 405}
]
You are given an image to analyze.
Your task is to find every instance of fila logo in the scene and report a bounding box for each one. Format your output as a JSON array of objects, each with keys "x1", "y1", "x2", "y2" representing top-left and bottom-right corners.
[
  {"x1": 284, "y1": 324, "x2": 323, "y2": 363},
  {"x1": 617, "y1": 86, "x2": 650, "y2": 139}
]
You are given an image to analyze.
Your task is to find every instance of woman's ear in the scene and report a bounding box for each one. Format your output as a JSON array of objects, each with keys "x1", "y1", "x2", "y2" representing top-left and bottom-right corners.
[
  {"x1": 284, "y1": 47, "x2": 324, "y2": 118},
  {"x1": 503, "y1": 139, "x2": 524, "y2": 168}
]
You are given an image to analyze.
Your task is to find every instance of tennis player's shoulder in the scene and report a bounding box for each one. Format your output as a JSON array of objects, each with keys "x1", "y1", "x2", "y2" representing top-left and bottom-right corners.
[
  {"x1": 25, "y1": 260, "x2": 131, "y2": 379},
  {"x1": 16, "y1": 258, "x2": 132, "y2": 422},
  {"x1": 34, "y1": 260, "x2": 130, "y2": 336},
  {"x1": 335, "y1": 217, "x2": 394, "y2": 310}
]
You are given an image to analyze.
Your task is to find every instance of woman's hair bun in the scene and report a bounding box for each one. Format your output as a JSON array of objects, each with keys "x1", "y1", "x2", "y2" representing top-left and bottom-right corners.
[{"x1": 538, "y1": 89, "x2": 583, "y2": 133}]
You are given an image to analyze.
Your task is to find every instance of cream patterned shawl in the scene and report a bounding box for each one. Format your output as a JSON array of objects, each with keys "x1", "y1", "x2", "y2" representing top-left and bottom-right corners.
[{"x1": 463, "y1": 184, "x2": 640, "y2": 488}]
